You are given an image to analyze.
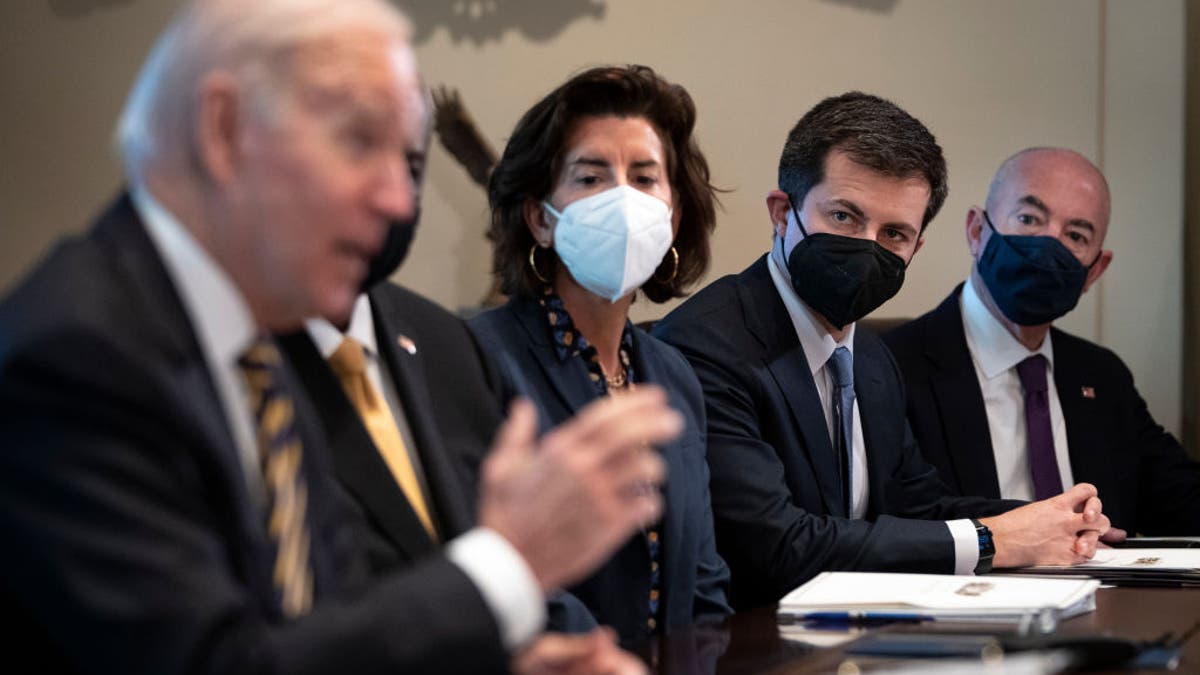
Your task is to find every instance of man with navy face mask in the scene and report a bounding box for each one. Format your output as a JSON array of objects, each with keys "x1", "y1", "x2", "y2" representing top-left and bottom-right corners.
[
  {"x1": 655, "y1": 94, "x2": 1117, "y2": 610},
  {"x1": 886, "y1": 147, "x2": 1200, "y2": 536}
]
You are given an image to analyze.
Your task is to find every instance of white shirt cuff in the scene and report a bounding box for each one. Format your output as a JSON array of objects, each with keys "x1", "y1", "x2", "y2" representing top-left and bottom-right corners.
[
  {"x1": 446, "y1": 527, "x2": 545, "y2": 650},
  {"x1": 947, "y1": 519, "x2": 981, "y2": 575}
]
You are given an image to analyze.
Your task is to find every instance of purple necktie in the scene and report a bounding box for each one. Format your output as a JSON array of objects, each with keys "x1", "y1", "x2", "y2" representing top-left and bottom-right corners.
[{"x1": 1015, "y1": 355, "x2": 1062, "y2": 500}]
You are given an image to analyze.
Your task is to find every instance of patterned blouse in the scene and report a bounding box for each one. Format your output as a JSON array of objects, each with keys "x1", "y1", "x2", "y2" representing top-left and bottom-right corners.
[{"x1": 537, "y1": 287, "x2": 663, "y2": 633}]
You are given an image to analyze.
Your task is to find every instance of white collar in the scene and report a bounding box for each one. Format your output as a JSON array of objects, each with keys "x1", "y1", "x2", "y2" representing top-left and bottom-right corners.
[
  {"x1": 767, "y1": 238, "x2": 855, "y2": 375},
  {"x1": 131, "y1": 185, "x2": 258, "y2": 370},
  {"x1": 305, "y1": 294, "x2": 378, "y2": 359},
  {"x1": 961, "y1": 274, "x2": 1054, "y2": 380}
]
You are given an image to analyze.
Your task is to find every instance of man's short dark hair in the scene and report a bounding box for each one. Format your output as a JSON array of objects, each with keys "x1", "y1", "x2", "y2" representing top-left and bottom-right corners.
[
  {"x1": 778, "y1": 91, "x2": 947, "y2": 231},
  {"x1": 487, "y1": 64, "x2": 717, "y2": 302}
]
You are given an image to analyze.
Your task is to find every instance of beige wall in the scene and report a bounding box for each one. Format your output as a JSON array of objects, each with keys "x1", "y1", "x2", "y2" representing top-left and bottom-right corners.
[{"x1": 0, "y1": 0, "x2": 1185, "y2": 436}]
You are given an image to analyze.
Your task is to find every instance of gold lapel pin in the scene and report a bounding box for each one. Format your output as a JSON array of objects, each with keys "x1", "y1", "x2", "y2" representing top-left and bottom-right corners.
[{"x1": 397, "y1": 334, "x2": 417, "y2": 355}]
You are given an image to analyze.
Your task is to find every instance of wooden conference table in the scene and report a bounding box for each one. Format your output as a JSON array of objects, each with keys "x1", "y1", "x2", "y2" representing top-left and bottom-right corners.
[{"x1": 639, "y1": 587, "x2": 1200, "y2": 674}]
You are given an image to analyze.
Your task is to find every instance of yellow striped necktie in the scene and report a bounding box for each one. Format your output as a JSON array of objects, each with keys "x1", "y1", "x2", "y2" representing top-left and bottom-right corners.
[
  {"x1": 327, "y1": 337, "x2": 438, "y2": 539},
  {"x1": 239, "y1": 338, "x2": 314, "y2": 619}
]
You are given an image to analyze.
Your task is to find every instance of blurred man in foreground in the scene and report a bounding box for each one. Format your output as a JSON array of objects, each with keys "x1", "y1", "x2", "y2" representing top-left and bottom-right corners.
[{"x1": 0, "y1": 1, "x2": 670, "y2": 672}]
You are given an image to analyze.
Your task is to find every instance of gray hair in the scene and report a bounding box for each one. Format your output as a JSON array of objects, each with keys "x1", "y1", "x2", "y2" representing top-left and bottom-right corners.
[{"x1": 116, "y1": 0, "x2": 411, "y2": 184}]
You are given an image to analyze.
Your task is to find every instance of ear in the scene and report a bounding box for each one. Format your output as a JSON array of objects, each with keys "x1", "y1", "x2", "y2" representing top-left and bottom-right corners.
[
  {"x1": 523, "y1": 197, "x2": 553, "y2": 247},
  {"x1": 766, "y1": 189, "x2": 792, "y2": 240},
  {"x1": 1081, "y1": 249, "x2": 1113, "y2": 293},
  {"x1": 965, "y1": 206, "x2": 986, "y2": 257},
  {"x1": 194, "y1": 71, "x2": 242, "y2": 186}
]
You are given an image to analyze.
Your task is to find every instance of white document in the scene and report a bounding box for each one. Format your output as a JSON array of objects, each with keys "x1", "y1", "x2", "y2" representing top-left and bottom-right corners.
[
  {"x1": 1067, "y1": 548, "x2": 1200, "y2": 570},
  {"x1": 778, "y1": 572, "x2": 1099, "y2": 623}
]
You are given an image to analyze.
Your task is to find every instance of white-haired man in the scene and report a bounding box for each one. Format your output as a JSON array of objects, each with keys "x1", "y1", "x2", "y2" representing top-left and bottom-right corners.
[{"x1": 0, "y1": 1, "x2": 669, "y2": 672}]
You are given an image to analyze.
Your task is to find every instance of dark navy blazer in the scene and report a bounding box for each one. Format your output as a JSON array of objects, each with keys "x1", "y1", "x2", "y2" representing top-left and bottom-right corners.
[
  {"x1": 470, "y1": 296, "x2": 731, "y2": 644},
  {"x1": 654, "y1": 256, "x2": 1019, "y2": 610},
  {"x1": 884, "y1": 284, "x2": 1200, "y2": 535}
]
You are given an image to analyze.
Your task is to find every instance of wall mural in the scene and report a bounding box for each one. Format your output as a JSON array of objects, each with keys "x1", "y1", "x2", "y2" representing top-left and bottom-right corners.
[
  {"x1": 48, "y1": 0, "x2": 132, "y2": 19},
  {"x1": 823, "y1": 0, "x2": 898, "y2": 12},
  {"x1": 394, "y1": 0, "x2": 606, "y2": 45}
]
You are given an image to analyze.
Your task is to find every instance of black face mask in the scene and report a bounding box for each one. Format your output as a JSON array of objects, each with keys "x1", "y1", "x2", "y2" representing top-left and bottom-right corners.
[
  {"x1": 784, "y1": 201, "x2": 908, "y2": 330},
  {"x1": 360, "y1": 209, "x2": 420, "y2": 292},
  {"x1": 975, "y1": 210, "x2": 1097, "y2": 326}
]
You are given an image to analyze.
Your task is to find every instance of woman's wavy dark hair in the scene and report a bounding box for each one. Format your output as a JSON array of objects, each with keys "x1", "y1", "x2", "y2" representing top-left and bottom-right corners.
[{"x1": 487, "y1": 64, "x2": 717, "y2": 302}]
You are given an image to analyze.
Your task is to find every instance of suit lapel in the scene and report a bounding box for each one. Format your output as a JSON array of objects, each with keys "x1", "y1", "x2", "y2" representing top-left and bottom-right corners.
[
  {"x1": 509, "y1": 298, "x2": 599, "y2": 419},
  {"x1": 1051, "y1": 329, "x2": 1105, "y2": 487},
  {"x1": 923, "y1": 288, "x2": 1002, "y2": 498},
  {"x1": 851, "y1": 334, "x2": 889, "y2": 516},
  {"x1": 370, "y1": 290, "x2": 476, "y2": 541},
  {"x1": 741, "y1": 257, "x2": 845, "y2": 517},
  {"x1": 631, "y1": 333, "x2": 683, "y2": 582}
]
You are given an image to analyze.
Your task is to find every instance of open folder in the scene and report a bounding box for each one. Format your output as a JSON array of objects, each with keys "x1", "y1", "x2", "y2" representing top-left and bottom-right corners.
[
  {"x1": 1007, "y1": 548, "x2": 1200, "y2": 586},
  {"x1": 777, "y1": 572, "x2": 1099, "y2": 627}
]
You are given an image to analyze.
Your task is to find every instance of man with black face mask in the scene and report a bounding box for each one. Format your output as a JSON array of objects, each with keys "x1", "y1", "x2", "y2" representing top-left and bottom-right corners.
[
  {"x1": 655, "y1": 94, "x2": 1114, "y2": 610},
  {"x1": 885, "y1": 147, "x2": 1200, "y2": 536}
]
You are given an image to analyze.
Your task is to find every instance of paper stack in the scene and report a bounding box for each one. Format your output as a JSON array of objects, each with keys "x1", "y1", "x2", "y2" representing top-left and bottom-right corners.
[
  {"x1": 777, "y1": 572, "x2": 1100, "y2": 628},
  {"x1": 1010, "y1": 548, "x2": 1200, "y2": 586}
]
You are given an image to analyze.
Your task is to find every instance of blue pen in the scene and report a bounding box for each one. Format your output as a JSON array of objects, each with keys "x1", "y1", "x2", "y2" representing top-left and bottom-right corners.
[{"x1": 791, "y1": 611, "x2": 935, "y2": 626}]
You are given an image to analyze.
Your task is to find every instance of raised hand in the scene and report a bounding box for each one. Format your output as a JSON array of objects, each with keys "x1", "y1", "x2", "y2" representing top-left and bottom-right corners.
[{"x1": 479, "y1": 388, "x2": 681, "y2": 591}]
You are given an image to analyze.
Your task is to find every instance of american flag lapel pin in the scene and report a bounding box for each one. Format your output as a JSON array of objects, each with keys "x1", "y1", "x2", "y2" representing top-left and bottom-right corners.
[
  {"x1": 397, "y1": 334, "x2": 417, "y2": 355},
  {"x1": 1081, "y1": 386, "x2": 1096, "y2": 399}
]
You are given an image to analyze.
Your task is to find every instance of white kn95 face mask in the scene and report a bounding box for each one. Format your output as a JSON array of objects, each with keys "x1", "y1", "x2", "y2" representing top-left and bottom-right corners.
[{"x1": 543, "y1": 185, "x2": 673, "y2": 302}]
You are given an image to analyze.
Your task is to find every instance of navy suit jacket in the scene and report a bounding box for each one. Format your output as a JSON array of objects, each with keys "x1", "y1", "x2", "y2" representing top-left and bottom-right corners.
[
  {"x1": 0, "y1": 194, "x2": 507, "y2": 673},
  {"x1": 653, "y1": 256, "x2": 1019, "y2": 610},
  {"x1": 470, "y1": 296, "x2": 731, "y2": 644},
  {"x1": 884, "y1": 285, "x2": 1200, "y2": 535}
]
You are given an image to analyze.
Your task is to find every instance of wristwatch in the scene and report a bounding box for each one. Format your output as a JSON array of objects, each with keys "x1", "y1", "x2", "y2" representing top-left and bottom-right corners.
[{"x1": 971, "y1": 519, "x2": 995, "y2": 575}]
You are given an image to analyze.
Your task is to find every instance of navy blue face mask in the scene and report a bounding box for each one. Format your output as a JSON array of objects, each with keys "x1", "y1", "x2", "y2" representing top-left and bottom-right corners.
[{"x1": 976, "y1": 210, "x2": 1099, "y2": 326}]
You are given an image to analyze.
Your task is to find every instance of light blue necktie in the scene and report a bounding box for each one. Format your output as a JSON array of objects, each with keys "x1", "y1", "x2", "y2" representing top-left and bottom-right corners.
[{"x1": 827, "y1": 346, "x2": 855, "y2": 516}]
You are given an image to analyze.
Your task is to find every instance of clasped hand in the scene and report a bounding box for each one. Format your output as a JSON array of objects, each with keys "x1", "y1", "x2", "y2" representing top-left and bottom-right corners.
[{"x1": 981, "y1": 482, "x2": 1123, "y2": 568}]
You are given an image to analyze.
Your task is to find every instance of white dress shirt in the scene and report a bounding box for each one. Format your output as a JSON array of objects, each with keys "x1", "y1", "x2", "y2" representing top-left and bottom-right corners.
[
  {"x1": 133, "y1": 189, "x2": 543, "y2": 649},
  {"x1": 769, "y1": 242, "x2": 980, "y2": 574},
  {"x1": 133, "y1": 186, "x2": 265, "y2": 504},
  {"x1": 960, "y1": 276, "x2": 1074, "y2": 501}
]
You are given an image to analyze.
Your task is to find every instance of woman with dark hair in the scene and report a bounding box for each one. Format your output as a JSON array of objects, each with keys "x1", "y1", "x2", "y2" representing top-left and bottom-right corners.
[{"x1": 469, "y1": 65, "x2": 730, "y2": 644}]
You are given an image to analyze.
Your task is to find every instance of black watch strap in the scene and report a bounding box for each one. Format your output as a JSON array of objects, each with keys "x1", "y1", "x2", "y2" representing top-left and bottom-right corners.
[{"x1": 971, "y1": 518, "x2": 995, "y2": 575}]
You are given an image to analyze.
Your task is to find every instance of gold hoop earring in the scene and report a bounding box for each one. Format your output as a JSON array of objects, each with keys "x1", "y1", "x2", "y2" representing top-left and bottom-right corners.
[
  {"x1": 654, "y1": 246, "x2": 679, "y2": 284},
  {"x1": 528, "y1": 244, "x2": 550, "y2": 284}
]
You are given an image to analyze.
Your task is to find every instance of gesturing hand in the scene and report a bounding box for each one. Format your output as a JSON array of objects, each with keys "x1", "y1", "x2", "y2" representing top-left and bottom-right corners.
[{"x1": 480, "y1": 388, "x2": 681, "y2": 591}]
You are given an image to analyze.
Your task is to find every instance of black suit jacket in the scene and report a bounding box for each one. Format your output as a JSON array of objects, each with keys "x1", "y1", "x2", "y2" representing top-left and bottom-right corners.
[
  {"x1": 653, "y1": 256, "x2": 1019, "y2": 610},
  {"x1": 278, "y1": 283, "x2": 502, "y2": 572},
  {"x1": 884, "y1": 284, "x2": 1200, "y2": 535},
  {"x1": 470, "y1": 297, "x2": 731, "y2": 644},
  {"x1": 0, "y1": 194, "x2": 507, "y2": 673}
]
